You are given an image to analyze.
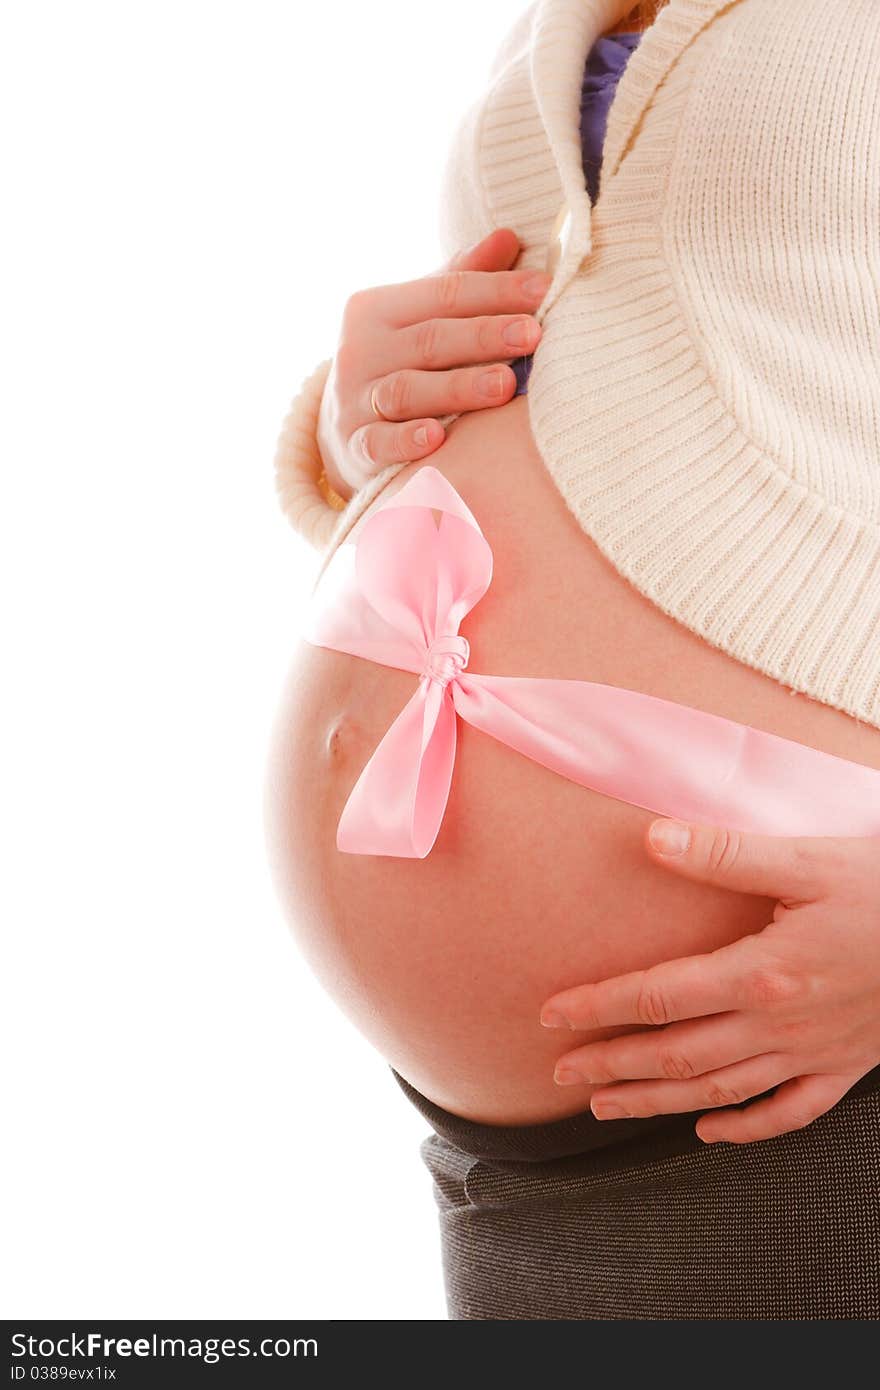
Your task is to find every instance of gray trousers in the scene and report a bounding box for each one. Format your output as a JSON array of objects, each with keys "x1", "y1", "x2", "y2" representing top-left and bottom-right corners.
[{"x1": 422, "y1": 1086, "x2": 880, "y2": 1319}]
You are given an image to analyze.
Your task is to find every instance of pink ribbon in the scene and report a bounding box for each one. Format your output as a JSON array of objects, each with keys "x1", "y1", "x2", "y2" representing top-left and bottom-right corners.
[{"x1": 302, "y1": 466, "x2": 880, "y2": 858}]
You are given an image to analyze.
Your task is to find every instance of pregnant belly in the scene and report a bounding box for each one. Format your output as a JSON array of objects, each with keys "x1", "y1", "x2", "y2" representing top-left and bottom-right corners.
[{"x1": 265, "y1": 395, "x2": 880, "y2": 1125}]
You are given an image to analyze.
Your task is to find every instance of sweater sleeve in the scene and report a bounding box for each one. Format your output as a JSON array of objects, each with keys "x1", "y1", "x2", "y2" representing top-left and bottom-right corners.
[
  {"x1": 273, "y1": 356, "x2": 343, "y2": 553},
  {"x1": 273, "y1": 354, "x2": 409, "y2": 560}
]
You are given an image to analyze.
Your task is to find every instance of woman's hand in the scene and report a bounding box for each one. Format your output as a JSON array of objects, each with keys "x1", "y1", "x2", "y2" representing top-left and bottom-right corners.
[
  {"x1": 316, "y1": 228, "x2": 550, "y2": 499},
  {"x1": 541, "y1": 820, "x2": 880, "y2": 1143}
]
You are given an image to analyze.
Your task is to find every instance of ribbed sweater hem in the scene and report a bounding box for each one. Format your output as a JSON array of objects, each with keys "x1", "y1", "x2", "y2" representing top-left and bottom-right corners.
[{"x1": 510, "y1": 1, "x2": 880, "y2": 727}]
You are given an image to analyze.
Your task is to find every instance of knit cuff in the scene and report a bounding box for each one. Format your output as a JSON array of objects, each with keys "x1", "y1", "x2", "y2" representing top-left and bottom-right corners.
[
  {"x1": 273, "y1": 356, "x2": 348, "y2": 552},
  {"x1": 273, "y1": 354, "x2": 417, "y2": 577}
]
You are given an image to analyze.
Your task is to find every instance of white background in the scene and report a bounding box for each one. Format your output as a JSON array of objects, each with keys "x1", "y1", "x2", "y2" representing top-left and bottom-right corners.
[{"x1": 2, "y1": 0, "x2": 519, "y2": 1321}]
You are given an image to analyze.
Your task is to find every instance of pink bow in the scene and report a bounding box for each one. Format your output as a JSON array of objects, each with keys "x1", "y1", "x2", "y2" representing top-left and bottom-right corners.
[{"x1": 302, "y1": 467, "x2": 880, "y2": 857}]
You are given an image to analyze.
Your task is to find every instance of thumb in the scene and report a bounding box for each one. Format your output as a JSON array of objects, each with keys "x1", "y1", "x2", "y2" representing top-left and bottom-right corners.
[
  {"x1": 443, "y1": 227, "x2": 520, "y2": 274},
  {"x1": 644, "y1": 818, "x2": 830, "y2": 901}
]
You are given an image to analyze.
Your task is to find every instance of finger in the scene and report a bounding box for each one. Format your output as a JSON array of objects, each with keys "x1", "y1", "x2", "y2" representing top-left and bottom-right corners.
[
  {"x1": 365, "y1": 363, "x2": 518, "y2": 424},
  {"x1": 552, "y1": 1013, "x2": 765, "y2": 1087},
  {"x1": 445, "y1": 227, "x2": 521, "y2": 273},
  {"x1": 348, "y1": 417, "x2": 447, "y2": 472},
  {"x1": 540, "y1": 932, "x2": 798, "y2": 1031},
  {"x1": 365, "y1": 267, "x2": 553, "y2": 328},
  {"x1": 644, "y1": 819, "x2": 838, "y2": 902},
  {"x1": 587, "y1": 1053, "x2": 796, "y2": 1120},
  {"x1": 393, "y1": 312, "x2": 542, "y2": 373},
  {"x1": 696, "y1": 1073, "x2": 853, "y2": 1144}
]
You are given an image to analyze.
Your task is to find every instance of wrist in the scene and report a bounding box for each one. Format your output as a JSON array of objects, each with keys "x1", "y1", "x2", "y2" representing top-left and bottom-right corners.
[
  {"x1": 315, "y1": 412, "x2": 355, "y2": 505},
  {"x1": 274, "y1": 356, "x2": 348, "y2": 551},
  {"x1": 316, "y1": 461, "x2": 349, "y2": 511}
]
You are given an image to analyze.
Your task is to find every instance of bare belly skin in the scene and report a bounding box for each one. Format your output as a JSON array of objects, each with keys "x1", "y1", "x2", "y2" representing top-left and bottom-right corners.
[{"x1": 264, "y1": 394, "x2": 880, "y2": 1125}]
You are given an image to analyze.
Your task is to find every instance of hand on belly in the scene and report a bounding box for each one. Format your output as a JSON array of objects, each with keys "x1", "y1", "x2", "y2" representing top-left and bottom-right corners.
[{"x1": 265, "y1": 396, "x2": 880, "y2": 1125}]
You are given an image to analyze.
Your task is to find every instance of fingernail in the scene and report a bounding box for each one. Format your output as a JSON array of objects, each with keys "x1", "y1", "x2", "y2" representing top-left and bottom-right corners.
[
  {"x1": 540, "y1": 1009, "x2": 569, "y2": 1029},
  {"x1": 649, "y1": 820, "x2": 692, "y2": 856},
  {"x1": 477, "y1": 369, "x2": 507, "y2": 398},
  {"x1": 522, "y1": 272, "x2": 552, "y2": 304},
  {"x1": 413, "y1": 426, "x2": 430, "y2": 446},
  {"x1": 502, "y1": 317, "x2": 536, "y2": 349},
  {"x1": 591, "y1": 1100, "x2": 631, "y2": 1121},
  {"x1": 554, "y1": 1067, "x2": 585, "y2": 1087}
]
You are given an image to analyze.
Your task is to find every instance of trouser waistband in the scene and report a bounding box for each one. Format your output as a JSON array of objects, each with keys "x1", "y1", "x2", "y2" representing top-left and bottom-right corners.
[{"x1": 392, "y1": 1064, "x2": 880, "y2": 1170}]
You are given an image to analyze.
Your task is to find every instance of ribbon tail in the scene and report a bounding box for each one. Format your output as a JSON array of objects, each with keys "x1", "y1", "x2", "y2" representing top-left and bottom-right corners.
[
  {"x1": 452, "y1": 673, "x2": 880, "y2": 837},
  {"x1": 337, "y1": 679, "x2": 458, "y2": 858}
]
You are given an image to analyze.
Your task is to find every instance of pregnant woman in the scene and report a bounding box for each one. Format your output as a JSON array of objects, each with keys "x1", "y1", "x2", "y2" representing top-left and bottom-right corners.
[{"x1": 267, "y1": 0, "x2": 880, "y2": 1318}]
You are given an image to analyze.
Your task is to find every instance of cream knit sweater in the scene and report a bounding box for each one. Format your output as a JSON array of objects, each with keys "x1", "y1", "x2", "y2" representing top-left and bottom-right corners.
[{"x1": 277, "y1": 0, "x2": 880, "y2": 728}]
